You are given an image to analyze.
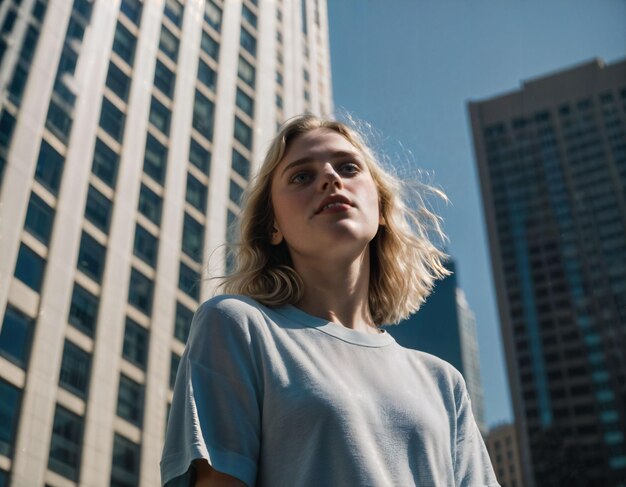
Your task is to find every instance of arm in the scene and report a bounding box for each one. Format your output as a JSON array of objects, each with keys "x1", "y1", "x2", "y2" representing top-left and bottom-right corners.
[{"x1": 194, "y1": 460, "x2": 247, "y2": 487}]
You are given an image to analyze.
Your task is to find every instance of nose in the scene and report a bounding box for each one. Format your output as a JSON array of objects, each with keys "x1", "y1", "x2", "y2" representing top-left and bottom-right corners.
[{"x1": 318, "y1": 163, "x2": 343, "y2": 191}]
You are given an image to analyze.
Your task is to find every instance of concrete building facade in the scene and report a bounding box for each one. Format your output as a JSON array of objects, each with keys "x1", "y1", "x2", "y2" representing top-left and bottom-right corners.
[
  {"x1": 469, "y1": 59, "x2": 626, "y2": 487},
  {"x1": 485, "y1": 423, "x2": 524, "y2": 487},
  {"x1": 0, "y1": 0, "x2": 332, "y2": 485}
]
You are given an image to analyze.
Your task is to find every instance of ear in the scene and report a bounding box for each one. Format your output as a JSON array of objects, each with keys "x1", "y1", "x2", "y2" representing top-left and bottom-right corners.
[{"x1": 271, "y1": 225, "x2": 284, "y2": 245}]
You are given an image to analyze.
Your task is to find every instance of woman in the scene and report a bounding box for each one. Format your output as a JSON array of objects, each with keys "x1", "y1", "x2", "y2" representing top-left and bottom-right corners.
[{"x1": 161, "y1": 115, "x2": 499, "y2": 487}]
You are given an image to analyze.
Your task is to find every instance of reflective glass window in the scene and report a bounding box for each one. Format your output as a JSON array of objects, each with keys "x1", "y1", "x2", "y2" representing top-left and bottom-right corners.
[
  {"x1": 117, "y1": 375, "x2": 143, "y2": 426},
  {"x1": 198, "y1": 60, "x2": 216, "y2": 91},
  {"x1": 189, "y1": 138, "x2": 210, "y2": 173},
  {"x1": 48, "y1": 406, "x2": 83, "y2": 481},
  {"x1": 242, "y1": 4, "x2": 257, "y2": 28},
  {"x1": 182, "y1": 214, "x2": 204, "y2": 262},
  {"x1": 200, "y1": 31, "x2": 219, "y2": 60},
  {"x1": 186, "y1": 173, "x2": 207, "y2": 213},
  {"x1": 138, "y1": 183, "x2": 162, "y2": 225},
  {"x1": 235, "y1": 88, "x2": 253, "y2": 117},
  {"x1": 0, "y1": 305, "x2": 33, "y2": 368},
  {"x1": 232, "y1": 149, "x2": 250, "y2": 180},
  {"x1": 234, "y1": 116, "x2": 252, "y2": 150},
  {"x1": 92, "y1": 138, "x2": 119, "y2": 188},
  {"x1": 128, "y1": 268, "x2": 153, "y2": 315},
  {"x1": 174, "y1": 302, "x2": 193, "y2": 343},
  {"x1": 120, "y1": 0, "x2": 142, "y2": 25},
  {"x1": 240, "y1": 27, "x2": 256, "y2": 56},
  {"x1": 143, "y1": 134, "x2": 168, "y2": 184},
  {"x1": 24, "y1": 193, "x2": 54, "y2": 244},
  {"x1": 229, "y1": 179, "x2": 244, "y2": 205},
  {"x1": 237, "y1": 56, "x2": 255, "y2": 87},
  {"x1": 149, "y1": 96, "x2": 171, "y2": 135},
  {"x1": 0, "y1": 380, "x2": 21, "y2": 458},
  {"x1": 59, "y1": 341, "x2": 91, "y2": 398},
  {"x1": 84, "y1": 185, "x2": 112, "y2": 234},
  {"x1": 99, "y1": 98, "x2": 126, "y2": 142},
  {"x1": 154, "y1": 60, "x2": 175, "y2": 98},
  {"x1": 77, "y1": 232, "x2": 106, "y2": 282},
  {"x1": 192, "y1": 90, "x2": 214, "y2": 138},
  {"x1": 170, "y1": 352, "x2": 180, "y2": 388},
  {"x1": 111, "y1": 434, "x2": 141, "y2": 487},
  {"x1": 106, "y1": 62, "x2": 131, "y2": 102},
  {"x1": 178, "y1": 262, "x2": 200, "y2": 300},
  {"x1": 34, "y1": 141, "x2": 64, "y2": 194},
  {"x1": 123, "y1": 318, "x2": 148, "y2": 370},
  {"x1": 112, "y1": 22, "x2": 137, "y2": 65},
  {"x1": 164, "y1": 0, "x2": 184, "y2": 27},
  {"x1": 159, "y1": 26, "x2": 179, "y2": 62},
  {"x1": 133, "y1": 224, "x2": 158, "y2": 267},
  {"x1": 204, "y1": 0, "x2": 222, "y2": 31},
  {"x1": 68, "y1": 284, "x2": 99, "y2": 336},
  {"x1": 14, "y1": 244, "x2": 45, "y2": 292},
  {"x1": 46, "y1": 100, "x2": 73, "y2": 143}
]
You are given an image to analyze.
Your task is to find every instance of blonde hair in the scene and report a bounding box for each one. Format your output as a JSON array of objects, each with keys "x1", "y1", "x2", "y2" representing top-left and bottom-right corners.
[{"x1": 220, "y1": 114, "x2": 449, "y2": 325}]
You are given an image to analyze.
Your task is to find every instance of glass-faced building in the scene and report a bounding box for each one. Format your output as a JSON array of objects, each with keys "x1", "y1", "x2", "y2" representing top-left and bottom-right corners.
[
  {"x1": 0, "y1": 0, "x2": 332, "y2": 485},
  {"x1": 469, "y1": 59, "x2": 626, "y2": 487}
]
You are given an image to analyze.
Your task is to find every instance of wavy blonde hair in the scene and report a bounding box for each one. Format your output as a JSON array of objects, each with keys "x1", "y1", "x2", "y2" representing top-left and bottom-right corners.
[{"x1": 220, "y1": 114, "x2": 449, "y2": 325}]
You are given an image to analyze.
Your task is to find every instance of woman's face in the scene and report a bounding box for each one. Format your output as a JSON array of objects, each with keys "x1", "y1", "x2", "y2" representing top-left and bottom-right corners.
[{"x1": 270, "y1": 128, "x2": 381, "y2": 263}]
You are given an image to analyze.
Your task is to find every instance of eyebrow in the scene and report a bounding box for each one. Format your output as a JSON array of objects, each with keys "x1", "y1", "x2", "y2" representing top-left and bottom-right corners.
[{"x1": 280, "y1": 150, "x2": 360, "y2": 176}]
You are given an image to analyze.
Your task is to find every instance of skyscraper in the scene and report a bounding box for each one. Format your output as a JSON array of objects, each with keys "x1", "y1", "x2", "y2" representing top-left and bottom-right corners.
[
  {"x1": 469, "y1": 58, "x2": 626, "y2": 487},
  {"x1": 386, "y1": 259, "x2": 487, "y2": 433},
  {"x1": 0, "y1": 0, "x2": 332, "y2": 485}
]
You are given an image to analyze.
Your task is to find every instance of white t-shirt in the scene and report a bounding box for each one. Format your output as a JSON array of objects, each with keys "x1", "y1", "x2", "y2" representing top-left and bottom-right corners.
[{"x1": 160, "y1": 295, "x2": 499, "y2": 487}]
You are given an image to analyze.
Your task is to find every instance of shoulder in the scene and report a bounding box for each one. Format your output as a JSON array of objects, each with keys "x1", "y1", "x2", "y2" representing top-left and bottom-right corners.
[
  {"x1": 401, "y1": 347, "x2": 467, "y2": 396},
  {"x1": 198, "y1": 294, "x2": 267, "y2": 320}
]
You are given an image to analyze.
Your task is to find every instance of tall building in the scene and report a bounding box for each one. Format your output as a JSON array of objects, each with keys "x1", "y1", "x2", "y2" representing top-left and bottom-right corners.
[
  {"x1": 386, "y1": 259, "x2": 487, "y2": 433},
  {"x1": 485, "y1": 422, "x2": 524, "y2": 487},
  {"x1": 469, "y1": 58, "x2": 626, "y2": 487},
  {"x1": 0, "y1": 0, "x2": 332, "y2": 485}
]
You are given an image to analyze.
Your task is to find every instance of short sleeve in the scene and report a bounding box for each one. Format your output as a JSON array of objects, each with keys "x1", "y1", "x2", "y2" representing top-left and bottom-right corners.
[
  {"x1": 453, "y1": 378, "x2": 500, "y2": 487},
  {"x1": 160, "y1": 300, "x2": 262, "y2": 487}
]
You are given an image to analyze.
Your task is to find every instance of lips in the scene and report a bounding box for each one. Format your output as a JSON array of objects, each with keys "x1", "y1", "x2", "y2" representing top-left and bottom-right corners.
[{"x1": 315, "y1": 194, "x2": 353, "y2": 214}]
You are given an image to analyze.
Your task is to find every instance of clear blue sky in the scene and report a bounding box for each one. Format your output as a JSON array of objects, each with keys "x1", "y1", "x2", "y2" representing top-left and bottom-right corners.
[{"x1": 327, "y1": 0, "x2": 626, "y2": 428}]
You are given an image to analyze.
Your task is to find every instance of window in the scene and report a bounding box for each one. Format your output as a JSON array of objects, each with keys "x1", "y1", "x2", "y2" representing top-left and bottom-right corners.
[
  {"x1": 174, "y1": 302, "x2": 193, "y2": 343},
  {"x1": 159, "y1": 26, "x2": 179, "y2": 62},
  {"x1": 242, "y1": 4, "x2": 257, "y2": 28},
  {"x1": 276, "y1": 93, "x2": 283, "y2": 109},
  {"x1": 48, "y1": 406, "x2": 83, "y2": 481},
  {"x1": 182, "y1": 214, "x2": 204, "y2": 262},
  {"x1": 154, "y1": 60, "x2": 175, "y2": 99},
  {"x1": 240, "y1": 27, "x2": 256, "y2": 56},
  {"x1": 186, "y1": 173, "x2": 207, "y2": 213},
  {"x1": 65, "y1": 17, "x2": 85, "y2": 45},
  {"x1": 92, "y1": 138, "x2": 119, "y2": 188},
  {"x1": 106, "y1": 62, "x2": 131, "y2": 102},
  {"x1": 229, "y1": 179, "x2": 244, "y2": 205},
  {"x1": 68, "y1": 284, "x2": 99, "y2": 336},
  {"x1": 164, "y1": 0, "x2": 184, "y2": 27},
  {"x1": 24, "y1": 193, "x2": 55, "y2": 244},
  {"x1": 170, "y1": 352, "x2": 181, "y2": 388},
  {"x1": 178, "y1": 262, "x2": 200, "y2": 300},
  {"x1": 143, "y1": 134, "x2": 168, "y2": 184},
  {"x1": 276, "y1": 71, "x2": 283, "y2": 86},
  {"x1": 117, "y1": 375, "x2": 144, "y2": 426},
  {"x1": 232, "y1": 149, "x2": 250, "y2": 180},
  {"x1": 123, "y1": 318, "x2": 148, "y2": 370},
  {"x1": 100, "y1": 98, "x2": 126, "y2": 142},
  {"x1": 189, "y1": 138, "x2": 210, "y2": 173},
  {"x1": 111, "y1": 434, "x2": 141, "y2": 487},
  {"x1": 200, "y1": 31, "x2": 219, "y2": 60},
  {"x1": 234, "y1": 117, "x2": 252, "y2": 150},
  {"x1": 138, "y1": 183, "x2": 162, "y2": 225},
  {"x1": 192, "y1": 91, "x2": 214, "y2": 138},
  {"x1": 235, "y1": 88, "x2": 254, "y2": 117},
  {"x1": 204, "y1": 0, "x2": 222, "y2": 31},
  {"x1": 0, "y1": 110, "x2": 16, "y2": 152},
  {"x1": 133, "y1": 224, "x2": 158, "y2": 267},
  {"x1": 120, "y1": 0, "x2": 142, "y2": 25},
  {"x1": 59, "y1": 341, "x2": 91, "y2": 398},
  {"x1": 0, "y1": 305, "x2": 33, "y2": 368},
  {"x1": 77, "y1": 232, "x2": 106, "y2": 282},
  {"x1": 129, "y1": 268, "x2": 153, "y2": 315},
  {"x1": 14, "y1": 244, "x2": 45, "y2": 291},
  {"x1": 85, "y1": 185, "x2": 112, "y2": 233},
  {"x1": 46, "y1": 99, "x2": 73, "y2": 143},
  {"x1": 34, "y1": 141, "x2": 64, "y2": 194},
  {"x1": 237, "y1": 56, "x2": 255, "y2": 87},
  {"x1": 197, "y1": 60, "x2": 216, "y2": 91},
  {"x1": 0, "y1": 380, "x2": 21, "y2": 457},
  {"x1": 112, "y1": 22, "x2": 137, "y2": 65},
  {"x1": 149, "y1": 96, "x2": 171, "y2": 135}
]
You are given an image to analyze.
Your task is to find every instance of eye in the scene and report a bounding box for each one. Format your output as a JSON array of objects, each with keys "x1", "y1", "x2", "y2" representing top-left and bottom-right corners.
[
  {"x1": 289, "y1": 171, "x2": 313, "y2": 184},
  {"x1": 338, "y1": 161, "x2": 360, "y2": 175}
]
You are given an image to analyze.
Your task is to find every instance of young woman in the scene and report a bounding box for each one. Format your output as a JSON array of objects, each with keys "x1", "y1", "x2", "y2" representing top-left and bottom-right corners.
[{"x1": 161, "y1": 115, "x2": 499, "y2": 487}]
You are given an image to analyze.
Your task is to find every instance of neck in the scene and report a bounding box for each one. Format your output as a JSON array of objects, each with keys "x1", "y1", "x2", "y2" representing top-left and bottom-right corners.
[{"x1": 291, "y1": 247, "x2": 379, "y2": 334}]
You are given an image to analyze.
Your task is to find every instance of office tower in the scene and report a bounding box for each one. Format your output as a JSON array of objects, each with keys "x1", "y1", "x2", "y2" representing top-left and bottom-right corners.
[
  {"x1": 485, "y1": 423, "x2": 523, "y2": 487},
  {"x1": 0, "y1": 0, "x2": 332, "y2": 485},
  {"x1": 386, "y1": 259, "x2": 487, "y2": 433},
  {"x1": 469, "y1": 58, "x2": 626, "y2": 487}
]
